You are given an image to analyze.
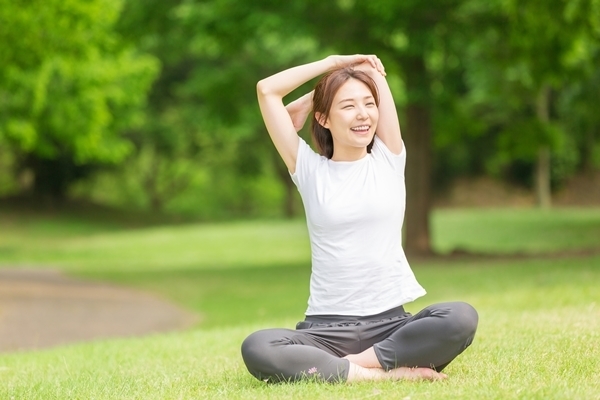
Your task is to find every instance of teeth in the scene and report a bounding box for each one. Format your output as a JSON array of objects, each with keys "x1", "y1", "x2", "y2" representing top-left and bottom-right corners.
[{"x1": 351, "y1": 126, "x2": 369, "y2": 131}]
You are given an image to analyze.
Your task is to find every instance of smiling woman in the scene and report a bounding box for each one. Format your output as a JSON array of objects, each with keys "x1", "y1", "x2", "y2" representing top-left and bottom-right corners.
[
  {"x1": 242, "y1": 55, "x2": 478, "y2": 384},
  {"x1": 310, "y1": 68, "x2": 380, "y2": 160}
]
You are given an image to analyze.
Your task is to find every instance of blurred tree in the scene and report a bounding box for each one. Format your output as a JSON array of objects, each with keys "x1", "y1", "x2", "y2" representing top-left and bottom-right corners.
[
  {"x1": 116, "y1": 0, "x2": 321, "y2": 215},
  {"x1": 558, "y1": 69, "x2": 600, "y2": 173},
  {"x1": 87, "y1": 0, "x2": 599, "y2": 230},
  {"x1": 0, "y1": 0, "x2": 158, "y2": 202},
  {"x1": 459, "y1": 0, "x2": 600, "y2": 208},
  {"x1": 557, "y1": 2, "x2": 600, "y2": 174}
]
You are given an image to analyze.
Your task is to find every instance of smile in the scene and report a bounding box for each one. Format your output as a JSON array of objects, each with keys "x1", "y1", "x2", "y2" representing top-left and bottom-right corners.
[{"x1": 350, "y1": 125, "x2": 370, "y2": 133}]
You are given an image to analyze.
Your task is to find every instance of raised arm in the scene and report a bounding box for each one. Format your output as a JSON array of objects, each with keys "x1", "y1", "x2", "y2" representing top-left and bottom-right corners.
[
  {"x1": 257, "y1": 55, "x2": 385, "y2": 173},
  {"x1": 257, "y1": 58, "x2": 336, "y2": 173},
  {"x1": 285, "y1": 91, "x2": 314, "y2": 133},
  {"x1": 354, "y1": 61, "x2": 403, "y2": 155}
]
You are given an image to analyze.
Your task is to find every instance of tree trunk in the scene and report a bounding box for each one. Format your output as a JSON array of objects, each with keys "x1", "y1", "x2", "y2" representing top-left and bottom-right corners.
[
  {"x1": 535, "y1": 85, "x2": 551, "y2": 209},
  {"x1": 25, "y1": 154, "x2": 91, "y2": 206},
  {"x1": 404, "y1": 103, "x2": 433, "y2": 255},
  {"x1": 582, "y1": 128, "x2": 596, "y2": 173},
  {"x1": 535, "y1": 146, "x2": 551, "y2": 209},
  {"x1": 403, "y1": 56, "x2": 433, "y2": 256},
  {"x1": 143, "y1": 152, "x2": 163, "y2": 212}
]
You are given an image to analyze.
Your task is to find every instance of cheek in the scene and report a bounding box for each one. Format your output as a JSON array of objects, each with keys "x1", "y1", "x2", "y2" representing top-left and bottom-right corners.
[
  {"x1": 328, "y1": 113, "x2": 346, "y2": 127},
  {"x1": 371, "y1": 110, "x2": 380, "y2": 121}
]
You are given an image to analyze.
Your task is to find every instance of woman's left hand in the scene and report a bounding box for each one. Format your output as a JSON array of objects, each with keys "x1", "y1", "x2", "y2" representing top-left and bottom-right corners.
[
  {"x1": 330, "y1": 54, "x2": 386, "y2": 76},
  {"x1": 352, "y1": 55, "x2": 386, "y2": 77}
]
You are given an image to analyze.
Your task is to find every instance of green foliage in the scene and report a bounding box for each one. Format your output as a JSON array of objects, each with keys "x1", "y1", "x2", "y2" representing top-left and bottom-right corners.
[
  {"x1": 433, "y1": 0, "x2": 600, "y2": 189},
  {"x1": 1, "y1": 0, "x2": 599, "y2": 214},
  {"x1": 2, "y1": 207, "x2": 600, "y2": 275},
  {"x1": 0, "y1": 0, "x2": 159, "y2": 198},
  {"x1": 558, "y1": 68, "x2": 600, "y2": 170},
  {"x1": 111, "y1": 0, "x2": 323, "y2": 214}
]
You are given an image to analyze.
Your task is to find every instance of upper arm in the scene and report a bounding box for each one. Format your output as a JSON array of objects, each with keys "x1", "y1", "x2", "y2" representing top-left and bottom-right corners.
[
  {"x1": 257, "y1": 81, "x2": 300, "y2": 173},
  {"x1": 372, "y1": 74, "x2": 403, "y2": 155}
]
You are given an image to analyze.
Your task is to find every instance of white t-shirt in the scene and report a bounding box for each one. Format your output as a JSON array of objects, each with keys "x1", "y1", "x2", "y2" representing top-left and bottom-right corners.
[{"x1": 291, "y1": 136, "x2": 426, "y2": 316}]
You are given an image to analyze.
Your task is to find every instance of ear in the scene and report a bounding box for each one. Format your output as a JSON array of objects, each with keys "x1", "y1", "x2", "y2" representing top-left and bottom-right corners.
[{"x1": 314, "y1": 112, "x2": 329, "y2": 128}]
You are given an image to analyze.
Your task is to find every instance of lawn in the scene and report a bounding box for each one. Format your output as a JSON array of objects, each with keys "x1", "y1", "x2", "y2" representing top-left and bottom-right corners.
[{"x1": 0, "y1": 207, "x2": 599, "y2": 399}]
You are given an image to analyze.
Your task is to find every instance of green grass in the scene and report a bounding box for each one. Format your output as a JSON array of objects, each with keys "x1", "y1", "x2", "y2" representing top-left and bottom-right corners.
[
  {"x1": 0, "y1": 216, "x2": 311, "y2": 272},
  {"x1": 1, "y1": 207, "x2": 600, "y2": 399},
  {"x1": 432, "y1": 207, "x2": 600, "y2": 254},
  {"x1": 2, "y1": 207, "x2": 600, "y2": 272}
]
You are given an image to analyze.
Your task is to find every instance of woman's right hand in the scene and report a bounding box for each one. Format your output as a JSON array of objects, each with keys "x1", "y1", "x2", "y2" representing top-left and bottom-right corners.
[
  {"x1": 329, "y1": 54, "x2": 386, "y2": 76},
  {"x1": 286, "y1": 91, "x2": 314, "y2": 132}
]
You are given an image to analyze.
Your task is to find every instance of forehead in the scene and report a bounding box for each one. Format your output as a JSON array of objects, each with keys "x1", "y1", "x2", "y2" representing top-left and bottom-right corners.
[{"x1": 333, "y1": 78, "x2": 374, "y2": 101}]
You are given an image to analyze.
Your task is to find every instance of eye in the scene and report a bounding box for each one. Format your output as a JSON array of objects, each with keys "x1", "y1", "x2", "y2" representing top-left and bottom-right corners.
[
  {"x1": 366, "y1": 102, "x2": 376, "y2": 107},
  {"x1": 343, "y1": 105, "x2": 354, "y2": 109}
]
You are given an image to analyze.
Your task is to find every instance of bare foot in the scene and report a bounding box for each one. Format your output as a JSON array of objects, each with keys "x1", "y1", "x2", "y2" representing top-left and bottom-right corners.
[
  {"x1": 387, "y1": 366, "x2": 447, "y2": 381},
  {"x1": 343, "y1": 347, "x2": 447, "y2": 382},
  {"x1": 346, "y1": 362, "x2": 447, "y2": 382}
]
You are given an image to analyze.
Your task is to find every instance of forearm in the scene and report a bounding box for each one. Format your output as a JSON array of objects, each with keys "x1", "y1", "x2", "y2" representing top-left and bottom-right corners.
[
  {"x1": 286, "y1": 91, "x2": 313, "y2": 112},
  {"x1": 257, "y1": 57, "x2": 336, "y2": 99},
  {"x1": 371, "y1": 71, "x2": 400, "y2": 130},
  {"x1": 355, "y1": 62, "x2": 402, "y2": 151},
  {"x1": 286, "y1": 91, "x2": 314, "y2": 132},
  {"x1": 355, "y1": 64, "x2": 393, "y2": 109}
]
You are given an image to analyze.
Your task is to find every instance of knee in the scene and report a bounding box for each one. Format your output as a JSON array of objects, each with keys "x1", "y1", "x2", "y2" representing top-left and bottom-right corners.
[
  {"x1": 241, "y1": 330, "x2": 269, "y2": 369},
  {"x1": 241, "y1": 329, "x2": 284, "y2": 379},
  {"x1": 446, "y1": 302, "x2": 479, "y2": 342}
]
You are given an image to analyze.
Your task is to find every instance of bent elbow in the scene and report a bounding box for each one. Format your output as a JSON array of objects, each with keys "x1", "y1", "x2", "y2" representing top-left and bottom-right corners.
[{"x1": 256, "y1": 80, "x2": 270, "y2": 96}]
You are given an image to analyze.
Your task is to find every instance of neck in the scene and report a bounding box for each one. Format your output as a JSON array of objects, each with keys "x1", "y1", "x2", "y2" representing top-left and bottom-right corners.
[{"x1": 331, "y1": 146, "x2": 367, "y2": 162}]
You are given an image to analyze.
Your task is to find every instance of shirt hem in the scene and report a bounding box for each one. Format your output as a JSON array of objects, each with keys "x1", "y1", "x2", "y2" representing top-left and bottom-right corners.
[{"x1": 304, "y1": 289, "x2": 427, "y2": 317}]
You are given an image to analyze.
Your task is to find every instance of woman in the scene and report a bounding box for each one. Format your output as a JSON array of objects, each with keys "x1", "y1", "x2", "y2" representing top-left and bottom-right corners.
[{"x1": 241, "y1": 55, "x2": 478, "y2": 383}]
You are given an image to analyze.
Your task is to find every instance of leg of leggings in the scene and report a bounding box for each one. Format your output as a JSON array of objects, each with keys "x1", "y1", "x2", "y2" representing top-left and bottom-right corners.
[
  {"x1": 241, "y1": 328, "x2": 350, "y2": 383},
  {"x1": 373, "y1": 302, "x2": 478, "y2": 371}
]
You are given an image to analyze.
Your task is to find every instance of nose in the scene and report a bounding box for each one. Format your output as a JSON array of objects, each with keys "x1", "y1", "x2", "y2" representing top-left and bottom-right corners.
[{"x1": 356, "y1": 105, "x2": 368, "y2": 120}]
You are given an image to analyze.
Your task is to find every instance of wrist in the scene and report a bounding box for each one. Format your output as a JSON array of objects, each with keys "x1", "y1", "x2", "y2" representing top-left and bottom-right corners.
[
  {"x1": 324, "y1": 56, "x2": 340, "y2": 71},
  {"x1": 354, "y1": 62, "x2": 384, "y2": 80}
]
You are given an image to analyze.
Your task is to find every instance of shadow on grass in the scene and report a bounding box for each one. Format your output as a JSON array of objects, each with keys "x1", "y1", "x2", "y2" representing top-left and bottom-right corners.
[
  {"x1": 409, "y1": 246, "x2": 600, "y2": 262},
  {"x1": 0, "y1": 197, "x2": 191, "y2": 231}
]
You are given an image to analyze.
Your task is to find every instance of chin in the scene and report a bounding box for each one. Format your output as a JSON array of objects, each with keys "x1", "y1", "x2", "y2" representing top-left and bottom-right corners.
[{"x1": 362, "y1": 134, "x2": 375, "y2": 144}]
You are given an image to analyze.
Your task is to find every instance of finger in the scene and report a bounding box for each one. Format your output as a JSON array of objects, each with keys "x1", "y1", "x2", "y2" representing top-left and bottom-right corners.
[
  {"x1": 368, "y1": 55, "x2": 378, "y2": 69},
  {"x1": 376, "y1": 58, "x2": 386, "y2": 76}
]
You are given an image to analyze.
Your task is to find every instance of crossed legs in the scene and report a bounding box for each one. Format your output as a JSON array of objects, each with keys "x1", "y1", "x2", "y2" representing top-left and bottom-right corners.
[{"x1": 241, "y1": 302, "x2": 478, "y2": 383}]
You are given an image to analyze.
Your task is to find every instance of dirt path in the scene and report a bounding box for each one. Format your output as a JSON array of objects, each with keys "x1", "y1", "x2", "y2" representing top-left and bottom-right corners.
[{"x1": 0, "y1": 269, "x2": 198, "y2": 353}]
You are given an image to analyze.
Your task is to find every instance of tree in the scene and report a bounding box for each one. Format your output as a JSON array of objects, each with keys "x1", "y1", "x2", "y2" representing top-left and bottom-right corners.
[
  {"x1": 458, "y1": 0, "x2": 600, "y2": 207},
  {"x1": 558, "y1": 69, "x2": 600, "y2": 174},
  {"x1": 0, "y1": 0, "x2": 158, "y2": 201},
  {"x1": 116, "y1": 0, "x2": 322, "y2": 215}
]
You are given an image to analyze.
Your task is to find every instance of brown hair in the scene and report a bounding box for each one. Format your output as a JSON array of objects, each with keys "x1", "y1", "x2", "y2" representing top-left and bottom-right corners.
[{"x1": 310, "y1": 68, "x2": 380, "y2": 159}]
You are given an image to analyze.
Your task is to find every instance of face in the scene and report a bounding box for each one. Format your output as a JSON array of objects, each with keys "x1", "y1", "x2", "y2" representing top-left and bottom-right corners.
[{"x1": 319, "y1": 78, "x2": 379, "y2": 159}]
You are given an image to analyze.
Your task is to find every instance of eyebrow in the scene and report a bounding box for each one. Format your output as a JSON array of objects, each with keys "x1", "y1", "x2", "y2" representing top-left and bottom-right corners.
[{"x1": 337, "y1": 95, "x2": 374, "y2": 105}]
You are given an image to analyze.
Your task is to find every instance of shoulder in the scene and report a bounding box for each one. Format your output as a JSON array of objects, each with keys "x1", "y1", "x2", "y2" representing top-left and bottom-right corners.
[
  {"x1": 371, "y1": 135, "x2": 406, "y2": 173},
  {"x1": 290, "y1": 137, "x2": 325, "y2": 182},
  {"x1": 372, "y1": 135, "x2": 406, "y2": 159}
]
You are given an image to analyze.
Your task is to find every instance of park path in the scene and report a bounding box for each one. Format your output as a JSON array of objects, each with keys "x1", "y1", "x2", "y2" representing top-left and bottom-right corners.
[{"x1": 0, "y1": 268, "x2": 198, "y2": 353}]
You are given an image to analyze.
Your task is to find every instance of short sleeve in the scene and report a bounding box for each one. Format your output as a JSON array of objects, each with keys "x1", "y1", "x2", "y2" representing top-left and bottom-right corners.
[
  {"x1": 371, "y1": 136, "x2": 406, "y2": 177},
  {"x1": 290, "y1": 137, "x2": 323, "y2": 190}
]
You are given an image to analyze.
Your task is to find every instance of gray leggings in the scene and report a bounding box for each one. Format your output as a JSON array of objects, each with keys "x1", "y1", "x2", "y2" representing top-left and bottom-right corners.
[{"x1": 241, "y1": 302, "x2": 478, "y2": 383}]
